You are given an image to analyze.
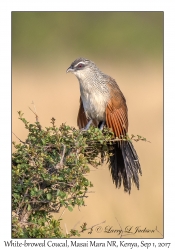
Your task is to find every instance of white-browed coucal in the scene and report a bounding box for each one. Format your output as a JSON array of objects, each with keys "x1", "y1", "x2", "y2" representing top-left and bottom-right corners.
[{"x1": 66, "y1": 58, "x2": 142, "y2": 193}]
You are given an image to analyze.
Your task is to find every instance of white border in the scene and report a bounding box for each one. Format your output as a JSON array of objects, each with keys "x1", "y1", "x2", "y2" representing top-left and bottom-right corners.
[{"x1": 0, "y1": 1, "x2": 175, "y2": 249}]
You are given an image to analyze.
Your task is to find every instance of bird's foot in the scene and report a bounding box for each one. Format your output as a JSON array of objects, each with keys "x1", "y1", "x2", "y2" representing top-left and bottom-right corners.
[
  {"x1": 80, "y1": 120, "x2": 92, "y2": 132},
  {"x1": 98, "y1": 121, "x2": 105, "y2": 131}
]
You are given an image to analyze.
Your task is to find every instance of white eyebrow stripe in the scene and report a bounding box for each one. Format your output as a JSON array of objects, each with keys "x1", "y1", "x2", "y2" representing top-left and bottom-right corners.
[{"x1": 74, "y1": 62, "x2": 86, "y2": 68}]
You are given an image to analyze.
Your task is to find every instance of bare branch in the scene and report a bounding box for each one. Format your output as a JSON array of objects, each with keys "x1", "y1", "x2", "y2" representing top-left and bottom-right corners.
[
  {"x1": 12, "y1": 132, "x2": 25, "y2": 144},
  {"x1": 28, "y1": 103, "x2": 42, "y2": 130},
  {"x1": 55, "y1": 144, "x2": 66, "y2": 169}
]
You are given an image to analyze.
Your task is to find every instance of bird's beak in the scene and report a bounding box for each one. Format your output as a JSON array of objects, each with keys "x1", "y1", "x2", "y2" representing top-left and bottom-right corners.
[{"x1": 66, "y1": 66, "x2": 74, "y2": 73}]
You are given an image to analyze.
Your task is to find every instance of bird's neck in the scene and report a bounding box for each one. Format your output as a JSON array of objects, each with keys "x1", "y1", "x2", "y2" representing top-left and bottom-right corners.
[{"x1": 75, "y1": 69, "x2": 109, "y2": 95}]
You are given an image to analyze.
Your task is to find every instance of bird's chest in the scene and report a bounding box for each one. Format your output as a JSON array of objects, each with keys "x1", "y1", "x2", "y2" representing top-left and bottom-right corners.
[{"x1": 80, "y1": 83, "x2": 109, "y2": 122}]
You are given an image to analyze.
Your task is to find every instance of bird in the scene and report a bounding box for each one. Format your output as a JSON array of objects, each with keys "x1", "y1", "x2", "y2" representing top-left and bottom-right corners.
[{"x1": 66, "y1": 57, "x2": 142, "y2": 193}]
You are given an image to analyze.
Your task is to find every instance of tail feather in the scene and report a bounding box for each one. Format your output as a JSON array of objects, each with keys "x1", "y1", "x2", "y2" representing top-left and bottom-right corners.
[{"x1": 109, "y1": 141, "x2": 142, "y2": 193}]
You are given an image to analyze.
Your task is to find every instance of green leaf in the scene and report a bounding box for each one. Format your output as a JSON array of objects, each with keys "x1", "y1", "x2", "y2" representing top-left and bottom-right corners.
[
  {"x1": 31, "y1": 190, "x2": 35, "y2": 196},
  {"x1": 58, "y1": 191, "x2": 66, "y2": 198},
  {"x1": 67, "y1": 206, "x2": 73, "y2": 212},
  {"x1": 47, "y1": 193, "x2": 52, "y2": 200},
  {"x1": 58, "y1": 176, "x2": 64, "y2": 181},
  {"x1": 84, "y1": 180, "x2": 89, "y2": 186},
  {"x1": 27, "y1": 204, "x2": 31, "y2": 211}
]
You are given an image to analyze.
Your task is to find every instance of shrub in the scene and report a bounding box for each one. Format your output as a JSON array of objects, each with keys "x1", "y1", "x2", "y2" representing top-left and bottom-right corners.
[
  {"x1": 12, "y1": 111, "x2": 147, "y2": 238},
  {"x1": 12, "y1": 112, "x2": 113, "y2": 238}
]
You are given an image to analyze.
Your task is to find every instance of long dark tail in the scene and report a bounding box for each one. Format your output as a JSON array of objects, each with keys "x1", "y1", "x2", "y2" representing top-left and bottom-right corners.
[{"x1": 109, "y1": 141, "x2": 142, "y2": 193}]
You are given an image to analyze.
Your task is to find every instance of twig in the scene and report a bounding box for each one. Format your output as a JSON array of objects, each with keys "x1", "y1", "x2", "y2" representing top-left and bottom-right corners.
[
  {"x1": 155, "y1": 226, "x2": 163, "y2": 237},
  {"x1": 85, "y1": 220, "x2": 106, "y2": 234},
  {"x1": 28, "y1": 103, "x2": 42, "y2": 130},
  {"x1": 60, "y1": 144, "x2": 66, "y2": 165},
  {"x1": 29, "y1": 106, "x2": 42, "y2": 130},
  {"x1": 16, "y1": 188, "x2": 29, "y2": 215},
  {"x1": 73, "y1": 216, "x2": 85, "y2": 229},
  {"x1": 65, "y1": 223, "x2": 69, "y2": 234},
  {"x1": 19, "y1": 203, "x2": 31, "y2": 226},
  {"x1": 59, "y1": 207, "x2": 66, "y2": 219},
  {"x1": 115, "y1": 217, "x2": 124, "y2": 238},
  {"x1": 55, "y1": 144, "x2": 66, "y2": 169},
  {"x1": 12, "y1": 132, "x2": 25, "y2": 144},
  {"x1": 28, "y1": 107, "x2": 38, "y2": 122},
  {"x1": 31, "y1": 101, "x2": 37, "y2": 116}
]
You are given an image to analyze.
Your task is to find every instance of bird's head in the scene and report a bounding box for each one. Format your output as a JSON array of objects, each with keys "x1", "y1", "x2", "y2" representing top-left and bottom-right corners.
[{"x1": 66, "y1": 58, "x2": 98, "y2": 80}]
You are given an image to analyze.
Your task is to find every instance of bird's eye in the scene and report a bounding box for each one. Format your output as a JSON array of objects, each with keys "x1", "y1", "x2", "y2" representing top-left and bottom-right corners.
[{"x1": 77, "y1": 63, "x2": 84, "y2": 69}]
